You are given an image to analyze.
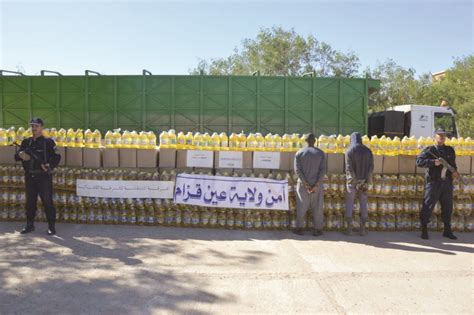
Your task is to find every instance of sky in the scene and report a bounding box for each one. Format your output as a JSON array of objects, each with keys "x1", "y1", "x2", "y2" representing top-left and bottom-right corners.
[{"x1": 0, "y1": 0, "x2": 472, "y2": 76}]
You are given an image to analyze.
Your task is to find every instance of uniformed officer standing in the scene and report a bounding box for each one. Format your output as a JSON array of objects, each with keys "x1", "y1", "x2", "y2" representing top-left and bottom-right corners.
[
  {"x1": 293, "y1": 134, "x2": 326, "y2": 236},
  {"x1": 416, "y1": 128, "x2": 459, "y2": 240},
  {"x1": 14, "y1": 118, "x2": 61, "y2": 235}
]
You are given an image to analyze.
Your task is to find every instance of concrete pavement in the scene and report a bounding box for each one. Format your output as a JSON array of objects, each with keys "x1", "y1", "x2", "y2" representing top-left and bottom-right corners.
[{"x1": 0, "y1": 222, "x2": 472, "y2": 314}]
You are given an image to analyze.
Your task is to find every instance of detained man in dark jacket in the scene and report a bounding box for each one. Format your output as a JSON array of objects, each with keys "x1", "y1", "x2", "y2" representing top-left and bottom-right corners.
[
  {"x1": 293, "y1": 134, "x2": 326, "y2": 236},
  {"x1": 416, "y1": 128, "x2": 459, "y2": 240},
  {"x1": 344, "y1": 132, "x2": 373, "y2": 236}
]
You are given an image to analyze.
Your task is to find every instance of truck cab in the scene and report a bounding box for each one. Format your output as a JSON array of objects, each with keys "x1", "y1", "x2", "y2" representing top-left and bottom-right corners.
[
  {"x1": 391, "y1": 105, "x2": 458, "y2": 138},
  {"x1": 368, "y1": 105, "x2": 458, "y2": 138}
]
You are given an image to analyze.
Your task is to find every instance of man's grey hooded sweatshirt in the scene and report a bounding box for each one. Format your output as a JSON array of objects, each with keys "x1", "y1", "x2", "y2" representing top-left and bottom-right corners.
[{"x1": 345, "y1": 132, "x2": 374, "y2": 184}]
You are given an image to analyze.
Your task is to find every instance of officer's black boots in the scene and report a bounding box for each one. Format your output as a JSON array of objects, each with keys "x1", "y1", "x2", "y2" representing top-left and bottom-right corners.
[
  {"x1": 421, "y1": 226, "x2": 429, "y2": 240},
  {"x1": 47, "y1": 225, "x2": 56, "y2": 236},
  {"x1": 442, "y1": 227, "x2": 457, "y2": 240},
  {"x1": 20, "y1": 225, "x2": 35, "y2": 234}
]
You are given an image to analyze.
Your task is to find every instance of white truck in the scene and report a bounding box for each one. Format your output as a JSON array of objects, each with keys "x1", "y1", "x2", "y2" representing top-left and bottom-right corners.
[{"x1": 369, "y1": 104, "x2": 458, "y2": 138}]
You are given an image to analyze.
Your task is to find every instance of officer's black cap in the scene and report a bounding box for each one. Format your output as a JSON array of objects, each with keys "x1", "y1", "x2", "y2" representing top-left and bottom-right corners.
[
  {"x1": 434, "y1": 128, "x2": 447, "y2": 135},
  {"x1": 30, "y1": 118, "x2": 44, "y2": 126}
]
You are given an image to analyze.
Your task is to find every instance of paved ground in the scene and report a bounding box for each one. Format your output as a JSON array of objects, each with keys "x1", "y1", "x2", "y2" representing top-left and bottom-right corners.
[{"x1": 0, "y1": 222, "x2": 472, "y2": 315}]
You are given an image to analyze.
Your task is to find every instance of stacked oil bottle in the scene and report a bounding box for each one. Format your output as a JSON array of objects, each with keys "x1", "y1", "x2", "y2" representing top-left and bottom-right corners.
[{"x1": 0, "y1": 126, "x2": 473, "y2": 232}]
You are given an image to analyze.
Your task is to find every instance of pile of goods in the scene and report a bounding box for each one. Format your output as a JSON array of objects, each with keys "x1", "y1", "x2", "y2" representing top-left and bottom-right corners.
[
  {"x1": 1, "y1": 165, "x2": 472, "y2": 232},
  {"x1": 2, "y1": 127, "x2": 473, "y2": 155}
]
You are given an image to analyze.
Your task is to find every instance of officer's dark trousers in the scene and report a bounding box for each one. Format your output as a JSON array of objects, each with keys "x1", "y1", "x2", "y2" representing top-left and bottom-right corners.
[
  {"x1": 25, "y1": 174, "x2": 56, "y2": 227},
  {"x1": 420, "y1": 180, "x2": 453, "y2": 228}
]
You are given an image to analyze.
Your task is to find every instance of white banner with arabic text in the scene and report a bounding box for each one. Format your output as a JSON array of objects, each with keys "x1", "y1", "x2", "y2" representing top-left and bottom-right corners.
[
  {"x1": 174, "y1": 173, "x2": 288, "y2": 210},
  {"x1": 77, "y1": 180, "x2": 175, "y2": 199}
]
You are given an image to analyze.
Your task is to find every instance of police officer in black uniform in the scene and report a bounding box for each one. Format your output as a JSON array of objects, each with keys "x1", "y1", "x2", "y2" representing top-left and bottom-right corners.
[
  {"x1": 416, "y1": 128, "x2": 459, "y2": 240},
  {"x1": 14, "y1": 118, "x2": 61, "y2": 235}
]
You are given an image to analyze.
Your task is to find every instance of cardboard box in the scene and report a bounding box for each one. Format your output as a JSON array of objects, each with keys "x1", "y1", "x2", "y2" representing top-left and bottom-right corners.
[
  {"x1": 137, "y1": 149, "x2": 158, "y2": 168},
  {"x1": 103, "y1": 148, "x2": 119, "y2": 168},
  {"x1": 456, "y1": 156, "x2": 471, "y2": 174},
  {"x1": 83, "y1": 148, "x2": 101, "y2": 168},
  {"x1": 66, "y1": 147, "x2": 83, "y2": 167},
  {"x1": 159, "y1": 148, "x2": 177, "y2": 168},
  {"x1": 471, "y1": 156, "x2": 474, "y2": 175},
  {"x1": 382, "y1": 156, "x2": 399, "y2": 174},
  {"x1": 289, "y1": 152, "x2": 296, "y2": 171},
  {"x1": 119, "y1": 148, "x2": 137, "y2": 168},
  {"x1": 214, "y1": 151, "x2": 253, "y2": 169},
  {"x1": 398, "y1": 155, "x2": 416, "y2": 174},
  {"x1": 177, "y1": 150, "x2": 214, "y2": 168},
  {"x1": 0, "y1": 146, "x2": 18, "y2": 165},
  {"x1": 416, "y1": 165, "x2": 426, "y2": 175},
  {"x1": 327, "y1": 153, "x2": 345, "y2": 174},
  {"x1": 373, "y1": 155, "x2": 383, "y2": 174},
  {"x1": 279, "y1": 152, "x2": 291, "y2": 171},
  {"x1": 57, "y1": 146, "x2": 66, "y2": 166},
  {"x1": 176, "y1": 149, "x2": 187, "y2": 168}
]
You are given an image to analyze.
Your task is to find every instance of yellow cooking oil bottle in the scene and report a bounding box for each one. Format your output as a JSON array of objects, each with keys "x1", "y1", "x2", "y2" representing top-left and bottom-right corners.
[
  {"x1": 255, "y1": 133, "x2": 265, "y2": 151},
  {"x1": 84, "y1": 129, "x2": 93, "y2": 148},
  {"x1": 210, "y1": 132, "x2": 220, "y2": 150},
  {"x1": 229, "y1": 132, "x2": 239, "y2": 150},
  {"x1": 219, "y1": 132, "x2": 228, "y2": 150},
  {"x1": 147, "y1": 131, "x2": 157, "y2": 149},
  {"x1": 264, "y1": 133, "x2": 274, "y2": 151},
  {"x1": 159, "y1": 130, "x2": 169, "y2": 148},
  {"x1": 282, "y1": 134, "x2": 291, "y2": 152},
  {"x1": 168, "y1": 129, "x2": 177, "y2": 148},
  {"x1": 177, "y1": 131, "x2": 186, "y2": 149},
  {"x1": 203, "y1": 132, "x2": 211, "y2": 150},
  {"x1": 185, "y1": 131, "x2": 194, "y2": 149},
  {"x1": 66, "y1": 128, "x2": 76, "y2": 147},
  {"x1": 104, "y1": 130, "x2": 114, "y2": 148},
  {"x1": 193, "y1": 132, "x2": 203, "y2": 150},
  {"x1": 0, "y1": 128, "x2": 7, "y2": 146},
  {"x1": 139, "y1": 131, "x2": 149, "y2": 149},
  {"x1": 130, "y1": 131, "x2": 140, "y2": 149},
  {"x1": 273, "y1": 133, "x2": 282, "y2": 151},
  {"x1": 238, "y1": 131, "x2": 247, "y2": 151}
]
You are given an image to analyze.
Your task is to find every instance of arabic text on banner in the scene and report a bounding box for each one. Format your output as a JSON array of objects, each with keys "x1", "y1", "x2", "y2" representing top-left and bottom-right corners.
[
  {"x1": 174, "y1": 173, "x2": 289, "y2": 211},
  {"x1": 76, "y1": 180, "x2": 175, "y2": 199}
]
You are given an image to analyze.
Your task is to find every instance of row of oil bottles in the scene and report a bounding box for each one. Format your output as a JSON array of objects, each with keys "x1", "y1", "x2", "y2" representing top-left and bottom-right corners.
[
  {"x1": 1, "y1": 166, "x2": 474, "y2": 197},
  {"x1": 0, "y1": 189, "x2": 472, "y2": 232},
  {"x1": 2, "y1": 126, "x2": 474, "y2": 155},
  {"x1": 0, "y1": 127, "x2": 157, "y2": 149}
]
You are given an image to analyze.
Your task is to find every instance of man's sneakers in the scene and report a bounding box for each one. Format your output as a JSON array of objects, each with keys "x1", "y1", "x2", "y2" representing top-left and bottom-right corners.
[
  {"x1": 442, "y1": 229, "x2": 457, "y2": 240},
  {"x1": 20, "y1": 225, "x2": 35, "y2": 234},
  {"x1": 47, "y1": 226, "x2": 56, "y2": 236}
]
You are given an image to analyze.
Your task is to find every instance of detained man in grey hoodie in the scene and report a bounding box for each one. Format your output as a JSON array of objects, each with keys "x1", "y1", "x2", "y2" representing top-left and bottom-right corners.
[{"x1": 345, "y1": 132, "x2": 374, "y2": 236}]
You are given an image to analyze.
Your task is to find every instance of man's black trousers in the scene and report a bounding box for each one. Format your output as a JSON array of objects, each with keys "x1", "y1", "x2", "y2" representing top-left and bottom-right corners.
[
  {"x1": 25, "y1": 174, "x2": 56, "y2": 227},
  {"x1": 420, "y1": 180, "x2": 453, "y2": 228}
]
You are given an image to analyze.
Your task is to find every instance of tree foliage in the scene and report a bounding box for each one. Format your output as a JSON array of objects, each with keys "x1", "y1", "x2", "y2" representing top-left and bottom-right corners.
[{"x1": 191, "y1": 26, "x2": 360, "y2": 77}]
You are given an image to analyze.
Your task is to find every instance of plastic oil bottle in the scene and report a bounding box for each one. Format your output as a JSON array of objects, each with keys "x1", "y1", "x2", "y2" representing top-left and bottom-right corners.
[
  {"x1": 148, "y1": 131, "x2": 157, "y2": 149},
  {"x1": 185, "y1": 131, "x2": 194, "y2": 149},
  {"x1": 168, "y1": 129, "x2": 177, "y2": 148},
  {"x1": 84, "y1": 129, "x2": 93, "y2": 148},
  {"x1": 193, "y1": 132, "x2": 203, "y2": 150},
  {"x1": 131, "y1": 131, "x2": 140, "y2": 149},
  {"x1": 0, "y1": 129, "x2": 7, "y2": 146},
  {"x1": 203, "y1": 132, "x2": 211, "y2": 150},
  {"x1": 255, "y1": 133, "x2": 265, "y2": 151},
  {"x1": 159, "y1": 130, "x2": 169, "y2": 148},
  {"x1": 104, "y1": 130, "x2": 114, "y2": 148},
  {"x1": 177, "y1": 131, "x2": 186, "y2": 149},
  {"x1": 139, "y1": 131, "x2": 149, "y2": 149},
  {"x1": 66, "y1": 128, "x2": 76, "y2": 147},
  {"x1": 264, "y1": 133, "x2": 274, "y2": 151},
  {"x1": 282, "y1": 134, "x2": 291, "y2": 152},
  {"x1": 219, "y1": 132, "x2": 228, "y2": 150},
  {"x1": 238, "y1": 132, "x2": 247, "y2": 151},
  {"x1": 57, "y1": 128, "x2": 66, "y2": 147},
  {"x1": 229, "y1": 132, "x2": 239, "y2": 150},
  {"x1": 210, "y1": 132, "x2": 220, "y2": 150},
  {"x1": 273, "y1": 133, "x2": 282, "y2": 151}
]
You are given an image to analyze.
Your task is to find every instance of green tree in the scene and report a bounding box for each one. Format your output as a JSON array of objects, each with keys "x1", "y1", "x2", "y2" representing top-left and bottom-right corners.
[
  {"x1": 191, "y1": 26, "x2": 360, "y2": 77},
  {"x1": 418, "y1": 55, "x2": 474, "y2": 136}
]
